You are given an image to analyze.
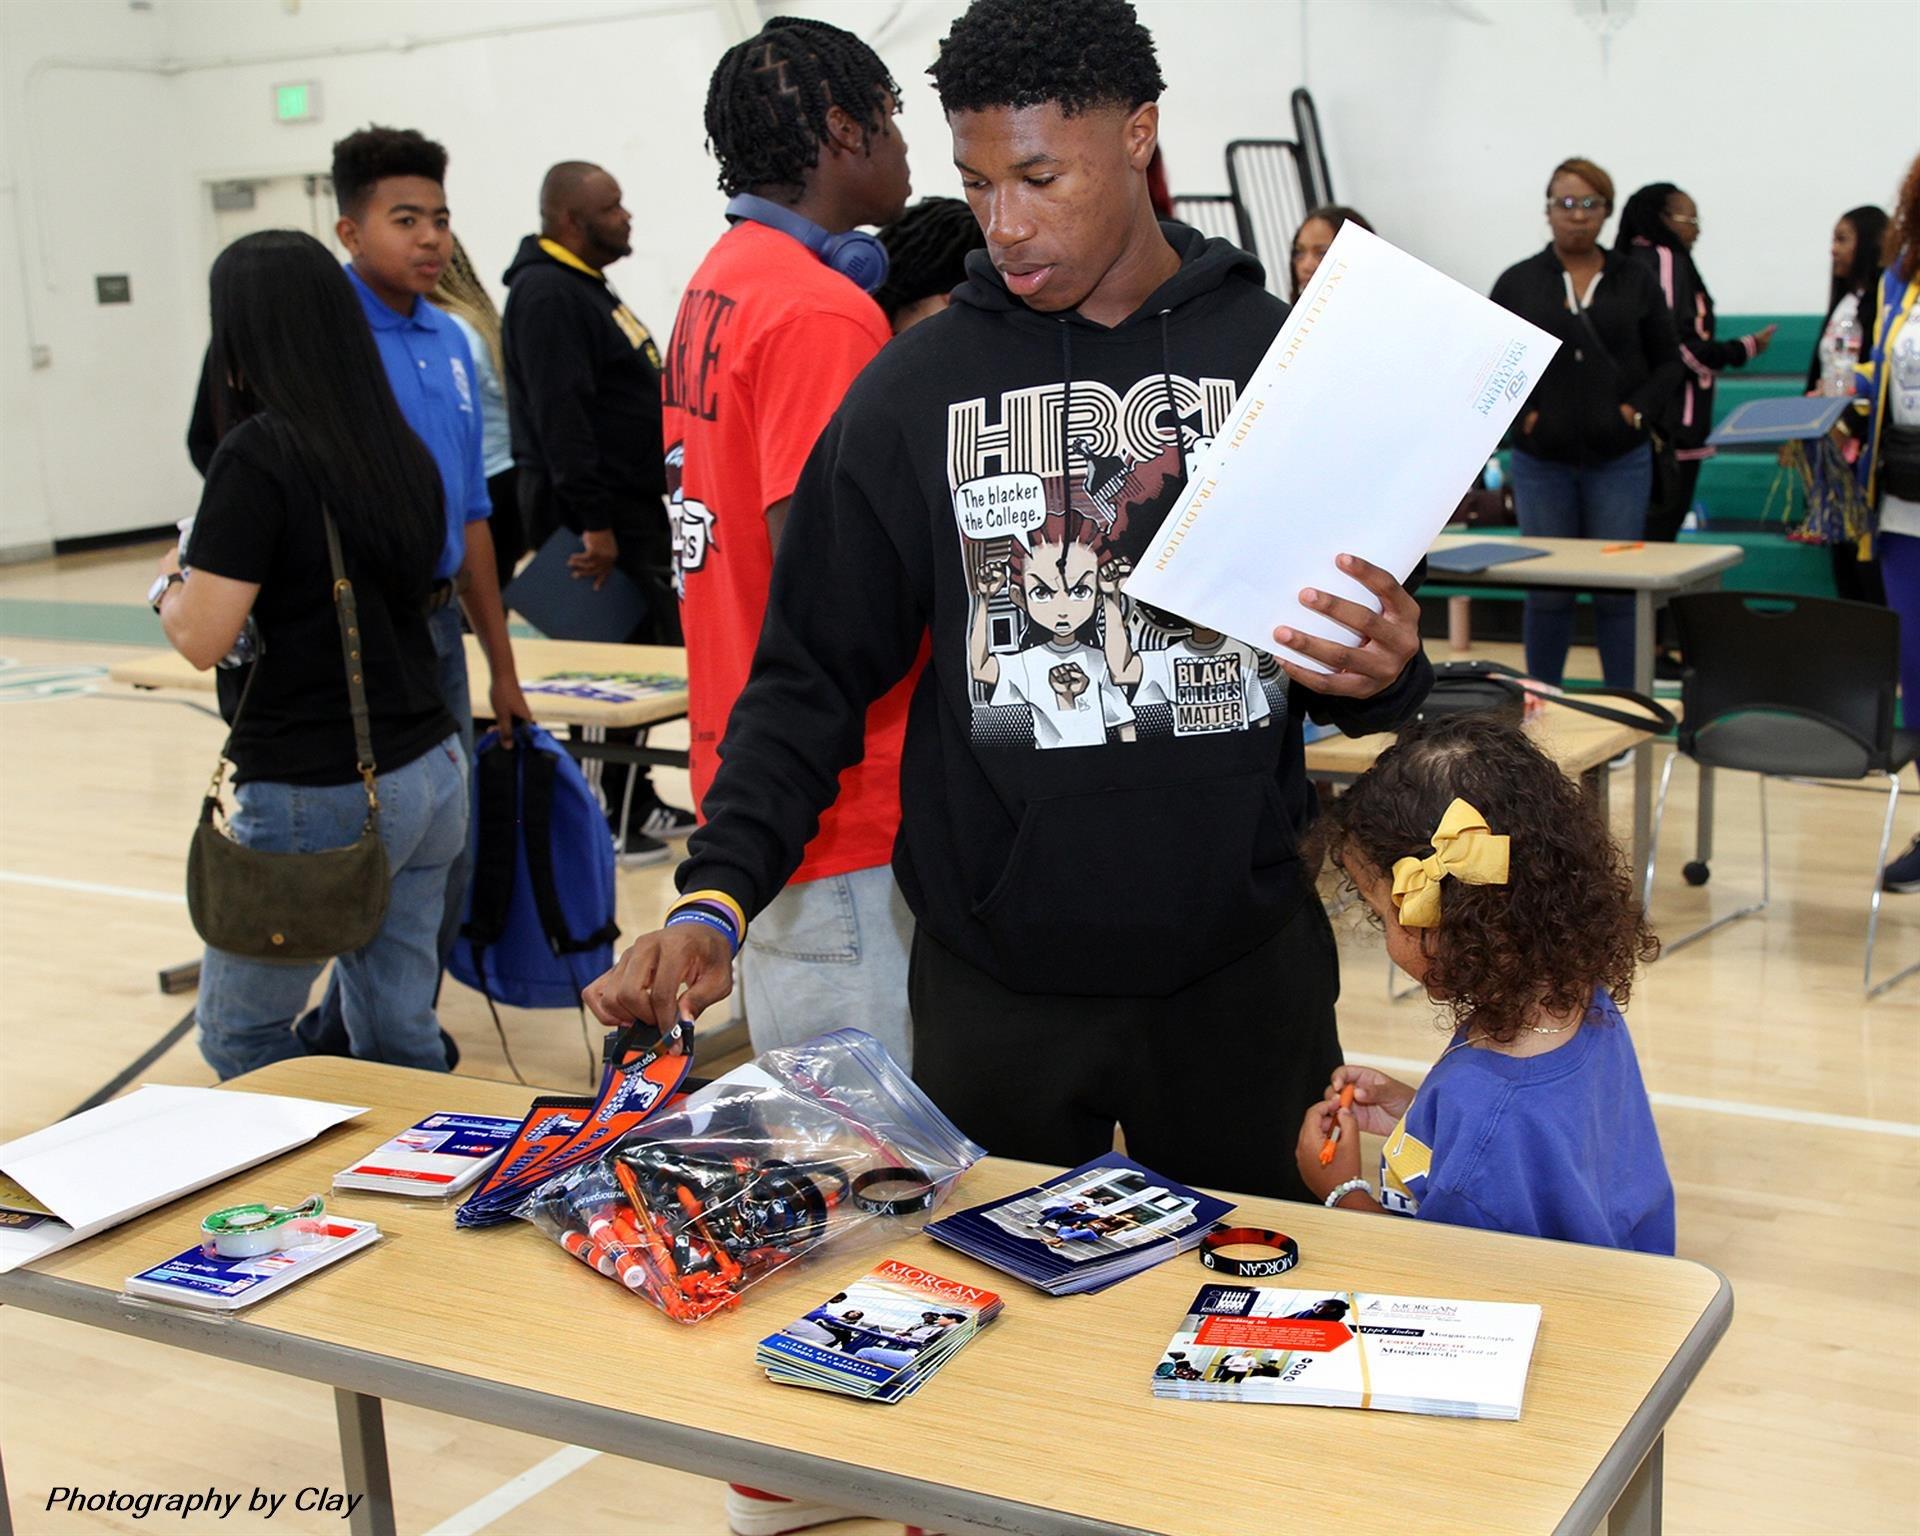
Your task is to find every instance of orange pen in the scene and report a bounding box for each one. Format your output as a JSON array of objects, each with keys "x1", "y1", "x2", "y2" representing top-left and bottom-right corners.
[
  {"x1": 1601, "y1": 541, "x2": 1644, "y2": 553},
  {"x1": 1318, "y1": 1082, "x2": 1356, "y2": 1166}
]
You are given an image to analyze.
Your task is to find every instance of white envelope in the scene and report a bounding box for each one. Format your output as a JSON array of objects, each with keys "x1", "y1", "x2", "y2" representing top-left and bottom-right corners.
[
  {"x1": 1126, "y1": 224, "x2": 1559, "y2": 669},
  {"x1": 0, "y1": 1084, "x2": 364, "y2": 1273}
]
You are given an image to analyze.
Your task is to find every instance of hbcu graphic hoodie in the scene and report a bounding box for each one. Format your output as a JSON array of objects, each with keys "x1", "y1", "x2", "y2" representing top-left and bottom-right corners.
[{"x1": 680, "y1": 224, "x2": 1432, "y2": 997}]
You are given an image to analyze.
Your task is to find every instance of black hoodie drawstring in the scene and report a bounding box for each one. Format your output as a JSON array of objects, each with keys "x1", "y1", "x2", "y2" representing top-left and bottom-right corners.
[
  {"x1": 1057, "y1": 320, "x2": 1074, "y2": 586},
  {"x1": 1157, "y1": 307, "x2": 1183, "y2": 494}
]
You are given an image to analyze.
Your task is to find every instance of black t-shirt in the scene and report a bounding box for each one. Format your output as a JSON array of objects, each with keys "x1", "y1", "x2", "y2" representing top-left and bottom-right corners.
[{"x1": 184, "y1": 416, "x2": 457, "y2": 786}]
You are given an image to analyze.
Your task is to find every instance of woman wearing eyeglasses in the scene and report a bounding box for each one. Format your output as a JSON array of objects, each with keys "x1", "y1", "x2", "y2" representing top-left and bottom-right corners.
[
  {"x1": 1490, "y1": 157, "x2": 1682, "y2": 688},
  {"x1": 1617, "y1": 184, "x2": 1774, "y2": 546}
]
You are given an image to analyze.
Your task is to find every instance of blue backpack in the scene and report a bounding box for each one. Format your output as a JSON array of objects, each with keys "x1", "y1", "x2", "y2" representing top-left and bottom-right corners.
[{"x1": 450, "y1": 723, "x2": 618, "y2": 1012}]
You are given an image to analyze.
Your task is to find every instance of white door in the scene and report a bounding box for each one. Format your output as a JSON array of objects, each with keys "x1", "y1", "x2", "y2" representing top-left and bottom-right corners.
[{"x1": 207, "y1": 173, "x2": 340, "y2": 259}]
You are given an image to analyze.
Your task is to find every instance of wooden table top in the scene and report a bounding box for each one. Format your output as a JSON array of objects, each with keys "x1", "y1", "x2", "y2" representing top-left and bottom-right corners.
[
  {"x1": 4, "y1": 1060, "x2": 1728, "y2": 1536},
  {"x1": 1305, "y1": 696, "x2": 1651, "y2": 781},
  {"x1": 1430, "y1": 533, "x2": 1743, "y2": 591},
  {"x1": 107, "y1": 637, "x2": 689, "y2": 730}
]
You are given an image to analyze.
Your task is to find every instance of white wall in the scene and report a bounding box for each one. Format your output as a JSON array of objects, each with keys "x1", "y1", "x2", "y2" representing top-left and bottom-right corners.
[{"x1": 2, "y1": 0, "x2": 1914, "y2": 551}]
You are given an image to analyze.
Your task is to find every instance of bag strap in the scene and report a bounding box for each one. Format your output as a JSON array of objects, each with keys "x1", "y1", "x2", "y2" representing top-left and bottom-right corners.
[
  {"x1": 1457, "y1": 665, "x2": 1677, "y2": 734},
  {"x1": 320, "y1": 508, "x2": 379, "y2": 816},
  {"x1": 1563, "y1": 266, "x2": 1620, "y2": 373},
  {"x1": 200, "y1": 504, "x2": 378, "y2": 820},
  {"x1": 459, "y1": 739, "x2": 522, "y2": 953},
  {"x1": 521, "y1": 746, "x2": 619, "y2": 956}
]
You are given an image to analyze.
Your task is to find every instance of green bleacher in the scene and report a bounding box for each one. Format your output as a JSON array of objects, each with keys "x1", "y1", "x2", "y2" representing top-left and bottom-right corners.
[
  {"x1": 1690, "y1": 312, "x2": 1829, "y2": 598},
  {"x1": 1450, "y1": 314, "x2": 1837, "y2": 606}
]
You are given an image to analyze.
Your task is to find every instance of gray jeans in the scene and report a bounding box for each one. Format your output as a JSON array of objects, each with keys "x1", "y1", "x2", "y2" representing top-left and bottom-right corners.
[{"x1": 739, "y1": 864, "x2": 914, "y2": 1072}]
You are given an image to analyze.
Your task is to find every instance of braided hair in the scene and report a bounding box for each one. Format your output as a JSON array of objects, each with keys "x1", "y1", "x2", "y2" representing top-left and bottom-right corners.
[
  {"x1": 929, "y1": 0, "x2": 1164, "y2": 117},
  {"x1": 1616, "y1": 183, "x2": 1684, "y2": 251},
  {"x1": 430, "y1": 234, "x2": 504, "y2": 379},
  {"x1": 873, "y1": 197, "x2": 985, "y2": 324},
  {"x1": 704, "y1": 16, "x2": 901, "y2": 199}
]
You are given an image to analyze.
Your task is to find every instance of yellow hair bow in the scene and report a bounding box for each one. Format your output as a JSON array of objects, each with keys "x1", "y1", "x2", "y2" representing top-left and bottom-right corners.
[{"x1": 1390, "y1": 798, "x2": 1509, "y2": 929}]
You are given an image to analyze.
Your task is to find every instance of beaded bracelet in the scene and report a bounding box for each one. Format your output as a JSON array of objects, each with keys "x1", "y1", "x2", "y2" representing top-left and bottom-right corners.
[{"x1": 1323, "y1": 1178, "x2": 1372, "y2": 1209}]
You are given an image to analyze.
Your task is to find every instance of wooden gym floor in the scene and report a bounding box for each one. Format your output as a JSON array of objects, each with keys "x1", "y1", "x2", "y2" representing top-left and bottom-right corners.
[{"x1": 1, "y1": 542, "x2": 1915, "y2": 1535}]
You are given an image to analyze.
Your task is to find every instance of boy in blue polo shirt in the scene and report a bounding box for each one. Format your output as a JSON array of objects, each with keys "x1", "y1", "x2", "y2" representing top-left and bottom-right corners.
[{"x1": 296, "y1": 125, "x2": 529, "y2": 1063}]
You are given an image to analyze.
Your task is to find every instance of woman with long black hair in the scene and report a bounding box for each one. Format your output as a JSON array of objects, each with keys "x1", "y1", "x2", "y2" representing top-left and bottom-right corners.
[
  {"x1": 1617, "y1": 183, "x2": 1775, "y2": 544},
  {"x1": 1813, "y1": 204, "x2": 1890, "y2": 604},
  {"x1": 154, "y1": 230, "x2": 467, "y2": 1079}
]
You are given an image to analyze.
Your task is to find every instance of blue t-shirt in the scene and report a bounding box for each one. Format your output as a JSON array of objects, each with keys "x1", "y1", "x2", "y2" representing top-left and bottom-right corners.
[
  {"x1": 345, "y1": 265, "x2": 490, "y2": 579},
  {"x1": 1378, "y1": 990, "x2": 1675, "y2": 1254}
]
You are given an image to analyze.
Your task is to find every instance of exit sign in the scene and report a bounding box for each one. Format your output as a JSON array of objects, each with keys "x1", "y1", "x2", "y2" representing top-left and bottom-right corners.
[{"x1": 273, "y1": 81, "x2": 320, "y2": 123}]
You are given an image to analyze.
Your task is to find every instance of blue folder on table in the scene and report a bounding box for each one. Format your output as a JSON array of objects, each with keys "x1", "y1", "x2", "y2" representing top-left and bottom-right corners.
[
  {"x1": 1707, "y1": 396, "x2": 1854, "y2": 447},
  {"x1": 504, "y1": 529, "x2": 649, "y2": 644},
  {"x1": 1427, "y1": 542, "x2": 1550, "y2": 576}
]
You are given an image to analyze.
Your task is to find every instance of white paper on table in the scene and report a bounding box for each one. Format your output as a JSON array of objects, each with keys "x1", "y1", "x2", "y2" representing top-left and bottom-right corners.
[
  {"x1": 1125, "y1": 224, "x2": 1559, "y2": 670},
  {"x1": 0, "y1": 1084, "x2": 364, "y2": 1273}
]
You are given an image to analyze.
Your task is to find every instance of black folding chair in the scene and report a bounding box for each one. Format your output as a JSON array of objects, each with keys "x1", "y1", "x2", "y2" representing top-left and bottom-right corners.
[{"x1": 1645, "y1": 593, "x2": 1918, "y2": 996}]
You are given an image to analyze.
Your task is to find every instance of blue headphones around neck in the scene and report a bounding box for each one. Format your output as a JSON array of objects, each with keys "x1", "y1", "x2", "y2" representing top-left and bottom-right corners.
[{"x1": 725, "y1": 193, "x2": 889, "y2": 293}]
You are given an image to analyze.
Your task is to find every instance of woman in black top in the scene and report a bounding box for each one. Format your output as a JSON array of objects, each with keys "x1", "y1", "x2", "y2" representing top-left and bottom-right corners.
[
  {"x1": 155, "y1": 230, "x2": 468, "y2": 1080},
  {"x1": 1618, "y1": 184, "x2": 1775, "y2": 543},
  {"x1": 1490, "y1": 157, "x2": 1682, "y2": 688}
]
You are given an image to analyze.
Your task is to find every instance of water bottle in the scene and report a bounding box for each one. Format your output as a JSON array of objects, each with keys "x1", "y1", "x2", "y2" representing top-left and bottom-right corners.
[
  {"x1": 1823, "y1": 314, "x2": 1863, "y2": 396},
  {"x1": 1482, "y1": 456, "x2": 1504, "y2": 493}
]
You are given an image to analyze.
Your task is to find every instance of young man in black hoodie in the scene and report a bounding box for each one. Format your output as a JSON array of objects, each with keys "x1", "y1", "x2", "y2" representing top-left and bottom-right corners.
[
  {"x1": 502, "y1": 160, "x2": 691, "y2": 852},
  {"x1": 587, "y1": 0, "x2": 1432, "y2": 1203}
]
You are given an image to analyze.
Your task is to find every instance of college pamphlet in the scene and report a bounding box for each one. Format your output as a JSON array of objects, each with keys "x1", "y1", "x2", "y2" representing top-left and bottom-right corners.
[
  {"x1": 923, "y1": 1154, "x2": 1233, "y2": 1296},
  {"x1": 1152, "y1": 1283, "x2": 1542, "y2": 1420},
  {"x1": 333, "y1": 1112, "x2": 522, "y2": 1197},
  {"x1": 757, "y1": 1258, "x2": 1003, "y2": 1403},
  {"x1": 124, "y1": 1218, "x2": 381, "y2": 1312},
  {"x1": 1124, "y1": 223, "x2": 1559, "y2": 672}
]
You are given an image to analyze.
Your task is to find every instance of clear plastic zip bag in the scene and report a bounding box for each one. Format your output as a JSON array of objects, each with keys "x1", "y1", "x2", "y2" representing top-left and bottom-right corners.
[{"x1": 518, "y1": 1029, "x2": 985, "y2": 1322}]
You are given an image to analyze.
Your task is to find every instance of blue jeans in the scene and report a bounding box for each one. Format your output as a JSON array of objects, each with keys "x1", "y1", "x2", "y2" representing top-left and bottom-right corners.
[
  {"x1": 1880, "y1": 530, "x2": 1920, "y2": 732},
  {"x1": 295, "y1": 603, "x2": 474, "y2": 1055},
  {"x1": 1509, "y1": 444, "x2": 1652, "y2": 688},
  {"x1": 197, "y1": 733, "x2": 471, "y2": 1079},
  {"x1": 739, "y1": 864, "x2": 914, "y2": 1071}
]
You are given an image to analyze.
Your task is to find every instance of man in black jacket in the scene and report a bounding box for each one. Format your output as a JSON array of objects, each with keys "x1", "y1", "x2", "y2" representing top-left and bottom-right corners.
[
  {"x1": 586, "y1": 0, "x2": 1432, "y2": 1202},
  {"x1": 503, "y1": 160, "x2": 690, "y2": 851}
]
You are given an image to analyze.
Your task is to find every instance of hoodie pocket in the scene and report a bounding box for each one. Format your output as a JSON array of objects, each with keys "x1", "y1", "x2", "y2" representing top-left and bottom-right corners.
[{"x1": 971, "y1": 771, "x2": 1303, "y2": 996}]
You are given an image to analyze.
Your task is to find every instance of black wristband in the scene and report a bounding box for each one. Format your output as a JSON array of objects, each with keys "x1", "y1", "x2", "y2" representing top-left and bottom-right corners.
[
  {"x1": 1199, "y1": 1225, "x2": 1300, "y2": 1279},
  {"x1": 851, "y1": 1166, "x2": 937, "y2": 1215}
]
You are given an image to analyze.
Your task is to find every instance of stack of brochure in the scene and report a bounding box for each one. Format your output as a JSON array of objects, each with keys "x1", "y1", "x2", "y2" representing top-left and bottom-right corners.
[
  {"x1": 757, "y1": 1259, "x2": 1002, "y2": 1403},
  {"x1": 1152, "y1": 1283, "x2": 1543, "y2": 1420},
  {"x1": 923, "y1": 1155, "x2": 1233, "y2": 1296},
  {"x1": 333, "y1": 1113, "x2": 522, "y2": 1197},
  {"x1": 124, "y1": 1218, "x2": 381, "y2": 1312}
]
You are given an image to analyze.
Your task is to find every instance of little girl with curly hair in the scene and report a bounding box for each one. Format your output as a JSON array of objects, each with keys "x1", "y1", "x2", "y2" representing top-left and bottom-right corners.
[{"x1": 1295, "y1": 713, "x2": 1675, "y2": 1254}]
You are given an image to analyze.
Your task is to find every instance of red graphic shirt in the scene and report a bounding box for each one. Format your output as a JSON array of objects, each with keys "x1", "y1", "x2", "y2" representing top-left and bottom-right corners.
[{"x1": 663, "y1": 220, "x2": 919, "y2": 883}]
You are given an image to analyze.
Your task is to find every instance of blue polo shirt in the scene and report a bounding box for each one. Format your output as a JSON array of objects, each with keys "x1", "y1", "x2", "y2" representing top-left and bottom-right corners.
[{"x1": 345, "y1": 264, "x2": 490, "y2": 579}]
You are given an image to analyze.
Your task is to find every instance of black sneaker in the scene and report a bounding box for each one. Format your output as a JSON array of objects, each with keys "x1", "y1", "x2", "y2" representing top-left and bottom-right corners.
[
  {"x1": 440, "y1": 1028, "x2": 461, "y2": 1071},
  {"x1": 637, "y1": 800, "x2": 698, "y2": 840},
  {"x1": 616, "y1": 824, "x2": 672, "y2": 867},
  {"x1": 1883, "y1": 834, "x2": 1920, "y2": 894}
]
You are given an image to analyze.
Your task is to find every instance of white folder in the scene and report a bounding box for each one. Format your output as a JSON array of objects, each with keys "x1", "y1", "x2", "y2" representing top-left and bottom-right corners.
[
  {"x1": 0, "y1": 1084, "x2": 364, "y2": 1273},
  {"x1": 1126, "y1": 224, "x2": 1559, "y2": 670}
]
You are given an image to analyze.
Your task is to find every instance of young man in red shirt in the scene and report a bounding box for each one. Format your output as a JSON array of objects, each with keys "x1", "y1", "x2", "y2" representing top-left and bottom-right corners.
[{"x1": 663, "y1": 15, "x2": 918, "y2": 1067}]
